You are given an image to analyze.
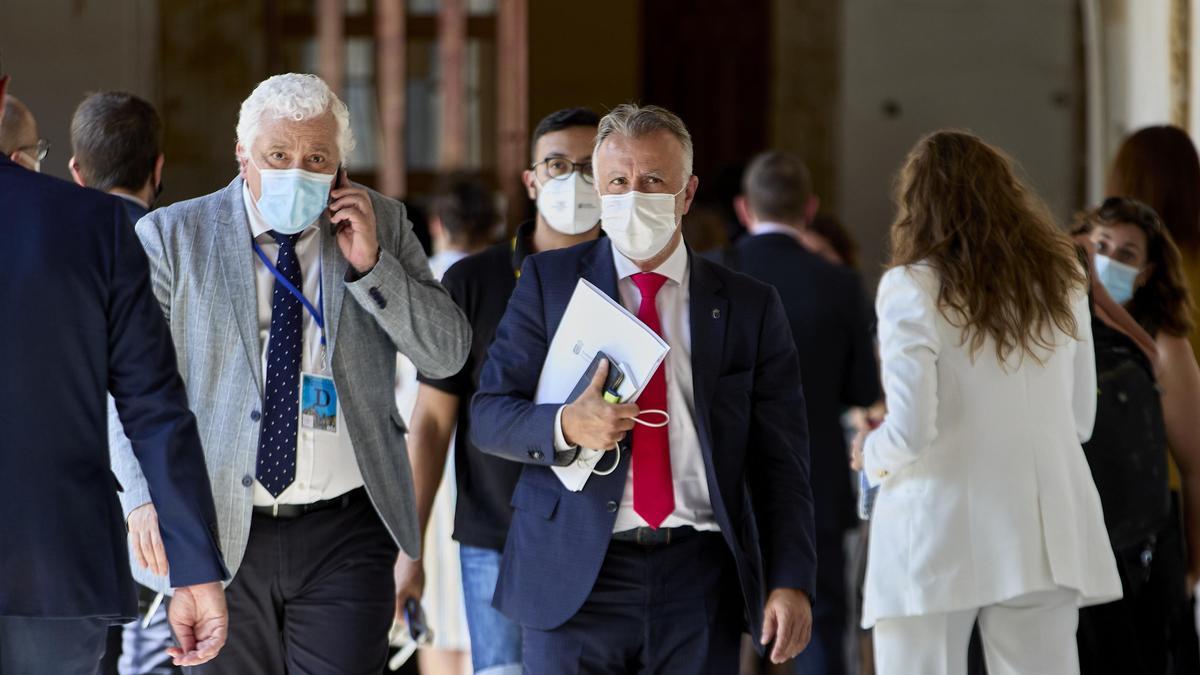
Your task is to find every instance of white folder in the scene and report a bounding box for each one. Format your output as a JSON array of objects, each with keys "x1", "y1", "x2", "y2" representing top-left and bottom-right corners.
[{"x1": 534, "y1": 278, "x2": 670, "y2": 491}]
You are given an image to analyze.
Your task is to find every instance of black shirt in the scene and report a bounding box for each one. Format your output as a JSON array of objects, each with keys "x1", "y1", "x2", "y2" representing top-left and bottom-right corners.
[{"x1": 418, "y1": 221, "x2": 536, "y2": 551}]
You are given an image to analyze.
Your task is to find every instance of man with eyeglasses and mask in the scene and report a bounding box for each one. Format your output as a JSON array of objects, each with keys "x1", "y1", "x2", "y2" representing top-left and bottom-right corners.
[
  {"x1": 471, "y1": 103, "x2": 817, "y2": 672},
  {"x1": 0, "y1": 93, "x2": 47, "y2": 172},
  {"x1": 394, "y1": 107, "x2": 602, "y2": 675}
]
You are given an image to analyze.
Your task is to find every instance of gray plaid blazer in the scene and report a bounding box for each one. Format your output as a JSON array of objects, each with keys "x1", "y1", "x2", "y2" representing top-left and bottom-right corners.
[{"x1": 109, "y1": 176, "x2": 470, "y2": 593}]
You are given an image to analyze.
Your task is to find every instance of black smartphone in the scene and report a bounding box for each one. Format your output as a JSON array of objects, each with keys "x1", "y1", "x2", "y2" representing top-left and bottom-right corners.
[
  {"x1": 568, "y1": 351, "x2": 625, "y2": 404},
  {"x1": 403, "y1": 597, "x2": 431, "y2": 645}
]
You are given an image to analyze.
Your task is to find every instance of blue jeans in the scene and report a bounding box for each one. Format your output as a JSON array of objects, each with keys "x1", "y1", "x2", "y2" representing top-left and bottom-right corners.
[{"x1": 459, "y1": 545, "x2": 522, "y2": 675}]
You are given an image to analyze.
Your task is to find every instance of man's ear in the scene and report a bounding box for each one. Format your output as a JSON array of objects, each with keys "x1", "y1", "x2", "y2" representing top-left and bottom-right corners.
[
  {"x1": 680, "y1": 174, "x2": 700, "y2": 215},
  {"x1": 804, "y1": 195, "x2": 820, "y2": 226},
  {"x1": 153, "y1": 154, "x2": 165, "y2": 188},
  {"x1": 734, "y1": 195, "x2": 754, "y2": 230},
  {"x1": 235, "y1": 143, "x2": 248, "y2": 178},
  {"x1": 69, "y1": 156, "x2": 87, "y2": 187},
  {"x1": 522, "y1": 169, "x2": 538, "y2": 201},
  {"x1": 0, "y1": 76, "x2": 9, "y2": 118}
]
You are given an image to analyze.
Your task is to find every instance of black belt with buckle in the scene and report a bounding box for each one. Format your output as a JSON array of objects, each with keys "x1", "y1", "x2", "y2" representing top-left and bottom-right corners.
[
  {"x1": 612, "y1": 526, "x2": 697, "y2": 546},
  {"x1": 252, "y1": 487, "x2": 365, "y2": 520}
]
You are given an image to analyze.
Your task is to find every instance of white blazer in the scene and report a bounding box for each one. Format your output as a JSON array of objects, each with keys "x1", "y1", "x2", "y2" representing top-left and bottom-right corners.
[{"x1": 861, "y1": 264, "x2": 1121, "y2": 628}]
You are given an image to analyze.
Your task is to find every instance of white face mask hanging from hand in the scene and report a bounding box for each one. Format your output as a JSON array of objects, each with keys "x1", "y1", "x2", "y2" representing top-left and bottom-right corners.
[
  {"x1": 600, "y1": 184, "x2": 687, "y2": 261},
  {"x1": 537, "y1": 171, "x2": 602, "y2": 235},
  {"x1": 589, "y1": 409, "x2": 670, "y2": 476}
]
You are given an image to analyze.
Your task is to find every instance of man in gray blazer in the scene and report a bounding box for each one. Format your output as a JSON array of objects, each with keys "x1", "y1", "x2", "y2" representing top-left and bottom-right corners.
[{"x1": 109, "y1": 73, "x2": 470, "y2": 674}]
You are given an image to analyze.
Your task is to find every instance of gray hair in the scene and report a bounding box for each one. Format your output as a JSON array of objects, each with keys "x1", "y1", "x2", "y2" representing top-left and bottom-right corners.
[
  {"x1": 594, "y1": 103, "x2": 693, "y2": 180},
  {"x1": 236, "y1": 73, "x2": 356, "y2": 162}
]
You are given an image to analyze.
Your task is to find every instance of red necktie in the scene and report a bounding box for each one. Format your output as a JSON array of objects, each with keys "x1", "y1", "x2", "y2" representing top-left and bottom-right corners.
[{"x1": 631, "y1": 272, "x2": 674, "y2": 528}]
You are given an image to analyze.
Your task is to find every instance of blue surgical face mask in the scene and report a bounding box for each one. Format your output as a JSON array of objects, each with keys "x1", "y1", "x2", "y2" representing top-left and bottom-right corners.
[
  {"x1": 1094, "y1": 254, "x2": 1140, "y2": 305},
  {"x1": 249, "y1": 156, "x2": 335, "y2": 235}
]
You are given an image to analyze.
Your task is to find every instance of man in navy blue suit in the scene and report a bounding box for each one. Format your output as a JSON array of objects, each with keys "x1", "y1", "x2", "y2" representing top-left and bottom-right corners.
[
  {"x1": 0, "y1": 72, "x2": 229, "y2": 673},
  {"x1": 471, "y1": 103, "x2": 817, "y2": 673}
]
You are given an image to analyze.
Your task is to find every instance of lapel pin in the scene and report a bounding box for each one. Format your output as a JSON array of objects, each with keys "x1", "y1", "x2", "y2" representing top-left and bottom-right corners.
[{"x1": 712, "y1": 308, "x2": 721, "y2": 319}]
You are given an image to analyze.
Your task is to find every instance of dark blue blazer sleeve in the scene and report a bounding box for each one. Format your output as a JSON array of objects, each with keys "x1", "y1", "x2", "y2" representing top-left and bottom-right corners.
[
  {"x1": 843, "y1": 272, "x2": 881, "y2": 407},
  {"x1": 470, "y1": 255, "x2": 563, "y2": 466},
  {"x1": 106, "y1": 205, "x2": 229, "y2": 588},
  {"x1": 751, "y1": 287, "x2": 818, "y2": 595}
]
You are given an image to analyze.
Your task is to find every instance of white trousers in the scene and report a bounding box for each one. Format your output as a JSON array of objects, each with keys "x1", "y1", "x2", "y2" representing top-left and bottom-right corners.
[{"x1": 873, "y1": 589, "x2": 1080, "y2": 675}]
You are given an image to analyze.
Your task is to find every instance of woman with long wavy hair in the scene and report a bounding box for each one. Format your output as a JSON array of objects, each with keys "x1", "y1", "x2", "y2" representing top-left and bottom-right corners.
[{"x1": 851, "y1": 130, "x2": 1121, "y2": 675}]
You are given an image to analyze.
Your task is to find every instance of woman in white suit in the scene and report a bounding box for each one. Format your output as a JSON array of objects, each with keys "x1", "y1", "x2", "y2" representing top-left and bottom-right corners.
[{"x1": 852, "y1": 130, "x2": 1122, "y2": 675}]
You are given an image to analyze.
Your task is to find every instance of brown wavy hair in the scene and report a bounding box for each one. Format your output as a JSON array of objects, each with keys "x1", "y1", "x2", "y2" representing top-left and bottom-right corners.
[
  {"x1": 1072, "y1": 197, "x2": 1194, "y2": 337},
  {"x1": 1107, "y1": 125, "x2": 1200, "y2": 254},
  {"x1": 890, "y1": 130, "x2": 1085, "y2": 362}
]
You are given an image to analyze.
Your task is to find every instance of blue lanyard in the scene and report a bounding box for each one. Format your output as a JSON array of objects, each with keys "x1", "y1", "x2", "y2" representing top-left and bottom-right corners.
[{"x1": 251, "y1": 239, "x2": 326, "y2": 350}]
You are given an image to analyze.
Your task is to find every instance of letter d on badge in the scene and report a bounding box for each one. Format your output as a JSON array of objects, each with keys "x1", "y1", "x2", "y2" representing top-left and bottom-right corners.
[{"x1": 300, "y1": 373, "x2": 339, "y2": 433}]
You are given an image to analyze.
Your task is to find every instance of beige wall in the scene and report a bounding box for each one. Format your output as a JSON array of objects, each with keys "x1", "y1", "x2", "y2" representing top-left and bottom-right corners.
[
  {"x1": 771, "y1": 0, "x2": 843, "y2": 214},
  {"x1": 0, "y1": 0, "x2": 158, "y2": 183},
  {"x1": 157, "y1": 0, "x2": 266, "y2": 203}
]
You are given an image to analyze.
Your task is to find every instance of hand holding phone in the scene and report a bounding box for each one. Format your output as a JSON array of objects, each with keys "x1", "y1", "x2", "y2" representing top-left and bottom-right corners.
[{"x1": 327, "y1": 163, "x2": 381, "y2": 274}]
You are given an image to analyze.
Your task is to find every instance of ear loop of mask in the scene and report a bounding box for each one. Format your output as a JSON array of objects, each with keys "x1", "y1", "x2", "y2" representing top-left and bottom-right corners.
[{"x1": 590, "y1": 410, "x2": 670, "y2": 476}]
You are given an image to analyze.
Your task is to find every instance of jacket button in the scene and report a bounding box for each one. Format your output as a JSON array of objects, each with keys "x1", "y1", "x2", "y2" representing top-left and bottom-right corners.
[
  {"x1": 529, "y1": 450, "x2": 544, "y2": 462},
  {"x1": 606, "y1": 501, "x2": 618, "y2": 513},
  {"x1": 369, "y1": 287, "x2": 387, "y2": 309},
  {"x1": 250, "y1": 410, "x2": 262, "y2": 422},
  {"x1": 241, "y1": 475, "x2": 253, "y2": 488}
]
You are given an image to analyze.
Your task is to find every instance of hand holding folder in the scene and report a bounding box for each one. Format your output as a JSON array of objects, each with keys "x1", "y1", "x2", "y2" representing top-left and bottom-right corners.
[{"x1": 534, "y1": 279, "x2": 670, "y2": 491}]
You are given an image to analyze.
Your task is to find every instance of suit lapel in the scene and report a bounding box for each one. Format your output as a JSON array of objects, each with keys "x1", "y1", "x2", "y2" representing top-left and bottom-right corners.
[
  {"x1": 579, "y1": 239, "x2": 620, "y2": 303},
  {"x1": 688, "y1": 251, "x2": 728, "y2": 444},
  {"x1": 215, "y1": 178, "x2": 265, "y2": 394},
  {"x1": 320, "y1": 217, "x2": 350, "y2": 360}
]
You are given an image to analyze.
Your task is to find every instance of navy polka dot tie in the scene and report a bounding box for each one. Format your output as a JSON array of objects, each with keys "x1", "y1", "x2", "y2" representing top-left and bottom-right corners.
[{"x1": 256, "y1": 231, "x2": 303, "y2": 497}]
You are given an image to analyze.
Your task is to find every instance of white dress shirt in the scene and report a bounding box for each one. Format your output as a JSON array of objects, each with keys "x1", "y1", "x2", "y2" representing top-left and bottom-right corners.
[
  {"x1": 750, "y1": 221, "x2": 805, "y2": 242},
  {"x1": 242, "y1": 185, "x2": 365, "y2": 506},
  {"x1": 555, "y1": 241, "x2": 719, "y2": 533}
]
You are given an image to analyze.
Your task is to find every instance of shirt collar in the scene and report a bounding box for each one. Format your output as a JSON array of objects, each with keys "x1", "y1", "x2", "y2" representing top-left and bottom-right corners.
[
  {"x1": 111, "y1": 192, "x2": 149, "y2": 210},
  {"x1": 752, "y1": 221, "x2": 805, "y2": 243},
  {"x1": 611, "y1": 236, "x2": 689, "y2": 286},
  {"x1": 241, "y1": 183, "x2": 320, "y2": 241}
]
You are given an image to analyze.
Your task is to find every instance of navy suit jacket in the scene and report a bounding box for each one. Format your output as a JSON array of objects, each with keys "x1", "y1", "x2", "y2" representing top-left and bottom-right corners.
[
  {"x1": 0, "y1": 157, "x2": 227, "y2": 619},
  {"x1": 730, "y1": 233, "x2": 879, "y2": 533},
  {"x1": 470, "y1": 239, "x2": 817, "y2": 641}
]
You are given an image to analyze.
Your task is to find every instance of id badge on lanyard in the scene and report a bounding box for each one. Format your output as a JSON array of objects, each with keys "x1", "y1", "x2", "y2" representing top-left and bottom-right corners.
[{"x1": 253, "y1": 239, "x2": 339, "y2": 434}]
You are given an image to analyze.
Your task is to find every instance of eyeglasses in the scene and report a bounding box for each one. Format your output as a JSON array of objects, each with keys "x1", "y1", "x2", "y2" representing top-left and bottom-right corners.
[
  {"x1": 531, "y1": 157, "x2": 593, "y2": 183},
  {"x1": 18, "y1": 138, "x2": 50, "y2": 162}
]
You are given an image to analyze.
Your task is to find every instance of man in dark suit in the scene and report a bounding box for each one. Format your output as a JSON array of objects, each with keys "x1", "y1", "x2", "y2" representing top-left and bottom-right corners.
[
  {"x1": 730, "y1": 151, "x2": 880, "y2": 675},
  {"x1": 69, "y1": 90, "x2": 176, "y2": 675},
  {"x1": 0, "y1": 73, "x2": 229, "y2": 673},
  {"x1": 471, "y1": 104, "x2": 817, "y2": 673}
]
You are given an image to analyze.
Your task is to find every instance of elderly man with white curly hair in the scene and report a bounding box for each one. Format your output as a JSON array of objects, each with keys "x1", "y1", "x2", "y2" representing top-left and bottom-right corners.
[{"x1": 108, "y1": 73, "x2": 471, "y2": 673}]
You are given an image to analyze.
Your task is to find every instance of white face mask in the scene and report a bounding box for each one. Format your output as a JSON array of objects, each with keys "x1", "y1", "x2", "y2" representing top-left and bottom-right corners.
[
  {"x1": 537, "y1": 172, "x2": 601, "y2": 235},
  {"x1": 600, "y1": 185, "x2": 686, "y2": 261}
]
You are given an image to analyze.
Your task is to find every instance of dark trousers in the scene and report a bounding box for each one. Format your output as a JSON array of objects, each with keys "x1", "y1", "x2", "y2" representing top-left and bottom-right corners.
[
  {"x1": 522, "y1": 531, "x2": 743, "y2": 674},
  {"x1": 1078, "y1": 500, "x2": 1194, "y2": 675},
  {"x1": 793, "y1": 528, "x2": 847, "y2": 675},
  {"x1": 186, "y1": 490, "x2": 397, "y2": 675},
  {"x1": 0, "y1": 616, "x2": 110, "y2": 675}
]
